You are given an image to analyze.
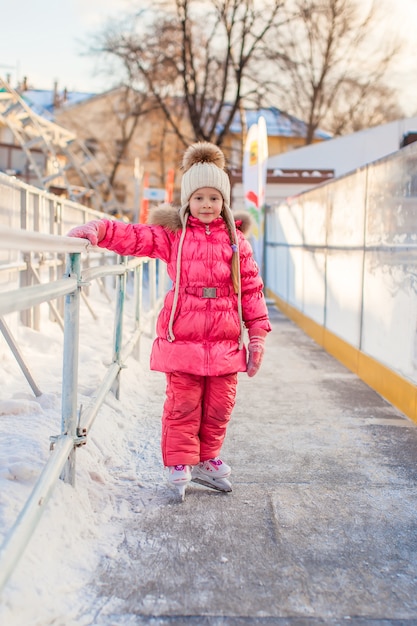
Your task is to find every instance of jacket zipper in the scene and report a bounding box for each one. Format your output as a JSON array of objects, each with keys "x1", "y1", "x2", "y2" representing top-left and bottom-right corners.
[{"x1": 204, "y1": 223, "x2": 212, "y2": 373}]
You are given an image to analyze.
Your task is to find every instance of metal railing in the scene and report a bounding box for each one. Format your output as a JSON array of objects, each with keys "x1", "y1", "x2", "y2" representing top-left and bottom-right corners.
[
  {"x1": 0, "y1": 225, "x2": 167, "y2": 593},
  {"x1": 0, "y1": 170, "x2": 110, "y2": 330}
]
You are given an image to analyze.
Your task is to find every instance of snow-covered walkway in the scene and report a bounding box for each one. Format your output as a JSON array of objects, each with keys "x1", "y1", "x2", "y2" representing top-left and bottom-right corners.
[{"x1": 2, "y1": 297, "x2": 417, "y2": 625}]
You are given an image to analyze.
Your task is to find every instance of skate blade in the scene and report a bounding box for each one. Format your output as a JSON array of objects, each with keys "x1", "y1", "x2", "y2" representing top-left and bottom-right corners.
[
  {"x1": 191, "y1": 476, "x2": 232, "y2": 493},
  {"x1": 177, "y1": 483, "x2": 187, "y2": 501},
  {"x1": 168, "y1": 481, "x2": 189, "y2": 501}
]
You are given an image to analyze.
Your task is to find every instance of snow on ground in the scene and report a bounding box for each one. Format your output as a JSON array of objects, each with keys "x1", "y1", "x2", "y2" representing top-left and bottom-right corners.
[{"x1": 0, "y1": 279, "x2": 166, "y2": 625}]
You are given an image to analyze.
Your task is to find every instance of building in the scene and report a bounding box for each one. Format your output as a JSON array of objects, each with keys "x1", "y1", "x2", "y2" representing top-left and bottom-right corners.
[
  {"x1": 1, "y1": 80, "x2": 334, "y2": 217},
  {"x1": 226, "y1": 107, "x2": 333, "y2": 208},
  {"x1": 0, "y1": 79, "x2": 119, "y2": 212}
]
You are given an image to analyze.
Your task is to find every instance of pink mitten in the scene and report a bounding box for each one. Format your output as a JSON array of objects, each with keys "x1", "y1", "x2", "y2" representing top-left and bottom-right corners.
[
  {"x1": 67, "y1": 220, "x2": 107, "y2": 246},
  {"x1": 247, "y1": 328, "x2": 267, "y2": 377}
]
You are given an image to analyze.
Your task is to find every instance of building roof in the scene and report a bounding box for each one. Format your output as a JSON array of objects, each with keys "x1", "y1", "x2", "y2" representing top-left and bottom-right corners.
[
  {"x1": 19, "y1": 88, "x2": 96, "y2": 120},
  {"x1": 267, "y1": 116, "x2": 417, "y2": 178},
  {"x1": 228, "y1": 106, "x2": 332, "y2": 140}
]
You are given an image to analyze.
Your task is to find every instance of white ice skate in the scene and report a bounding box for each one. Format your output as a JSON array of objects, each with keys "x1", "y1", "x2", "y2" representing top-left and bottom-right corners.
[
  {"x1": 168, "y1": 464, "x2": 192, "y2": 501},
  {"x1": 191, "y1": 458, "x2": 232, "y2": 492}
]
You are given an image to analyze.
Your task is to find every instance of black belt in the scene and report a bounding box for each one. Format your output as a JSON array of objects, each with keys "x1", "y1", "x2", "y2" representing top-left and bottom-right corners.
[{"x1": 184, "y1": 286, "x2": 234, "y2": 298}]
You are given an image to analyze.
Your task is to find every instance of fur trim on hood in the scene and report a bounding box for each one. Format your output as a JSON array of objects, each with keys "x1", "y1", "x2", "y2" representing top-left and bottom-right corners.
[
  {"x1": 147, "y1": 203, "x2": 181, "y2": 231},
  {"x1": 147, "y1": 203, "x2": 252, "y2": 237},
  {"x1": 234, "y1": 211, "x2": 252, "y2": 236}
]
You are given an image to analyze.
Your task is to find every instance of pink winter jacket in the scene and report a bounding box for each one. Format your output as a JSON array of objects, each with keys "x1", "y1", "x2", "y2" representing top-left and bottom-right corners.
[{"x1": 97, "y1": 205, "x2": 271, "y2": 376}]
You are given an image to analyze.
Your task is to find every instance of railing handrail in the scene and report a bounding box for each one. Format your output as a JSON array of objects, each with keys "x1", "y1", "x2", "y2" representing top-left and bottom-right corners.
[
  {"x1": 0, "y1": 227, "x2": 166, "y2": 594},
  {"x1": 0, "y1": 225, "x2": 91, "y2": 253}
]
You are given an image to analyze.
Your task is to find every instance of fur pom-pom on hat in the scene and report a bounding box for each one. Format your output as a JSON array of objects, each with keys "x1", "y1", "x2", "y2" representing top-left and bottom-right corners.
[
  {"x1": 182, "y1": 142, "x2": 226, "y2": 172},
  {"x1": 180, "y1": 142, "x2": 231, "y2": 208}
]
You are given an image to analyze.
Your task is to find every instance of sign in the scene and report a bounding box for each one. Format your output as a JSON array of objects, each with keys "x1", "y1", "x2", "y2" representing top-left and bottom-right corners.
[
  {"x1": 143, "y1": 188, "x2": 166, "y2": 201},
  {"x1": 242, "y1": 116, "x2": 268, "y2": 273}
]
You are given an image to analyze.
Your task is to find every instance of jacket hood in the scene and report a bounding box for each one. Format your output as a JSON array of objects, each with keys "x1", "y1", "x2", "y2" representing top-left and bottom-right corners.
[{"x1": 147, "y1": 203, "x2": 252, "y2": 236}]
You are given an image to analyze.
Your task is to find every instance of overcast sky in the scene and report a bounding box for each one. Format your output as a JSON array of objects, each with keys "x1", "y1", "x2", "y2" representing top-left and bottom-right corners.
[{"x1": 0, "y1": 0, "x2": 416, "y2": 114}]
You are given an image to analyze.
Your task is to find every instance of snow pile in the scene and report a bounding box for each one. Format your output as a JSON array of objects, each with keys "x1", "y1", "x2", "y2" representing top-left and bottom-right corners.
[{"x1": 0, "y1": 282, "x2": 165, "y2": 625}]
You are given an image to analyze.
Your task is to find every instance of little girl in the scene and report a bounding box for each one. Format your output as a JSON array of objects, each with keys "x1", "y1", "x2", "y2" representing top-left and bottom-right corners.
[{"x1": 68, "y1": 142, "x2": 271, "y2": 499}]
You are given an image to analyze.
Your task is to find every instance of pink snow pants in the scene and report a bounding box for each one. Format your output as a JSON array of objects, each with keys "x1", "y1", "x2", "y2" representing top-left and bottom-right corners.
[{"x1": 161, "y1": 371, "x2": 238, "y2": 467}]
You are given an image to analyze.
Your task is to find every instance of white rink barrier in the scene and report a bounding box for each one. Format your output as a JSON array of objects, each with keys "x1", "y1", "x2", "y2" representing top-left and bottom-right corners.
[{"x1": 265, "y1": 141, "x2": 417, "y2": 423}]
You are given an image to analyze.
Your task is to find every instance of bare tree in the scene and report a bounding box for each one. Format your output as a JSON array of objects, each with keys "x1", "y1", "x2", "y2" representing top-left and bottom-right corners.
[
  {"x1": 325, "y1": 79, "x2": 403, "y2": 136},
  {"x1": 91, "y1": 0, "x2": 285, "y2": 149},
  {"x1": 264, "y1": 0, "x2": 404, "y2": 143},
  {"x1": 105, "y1": 86, "x2": 160, "y2": 188},
  {"x1": 56, "y1": 83, "x2": 164, "y2": 209}
]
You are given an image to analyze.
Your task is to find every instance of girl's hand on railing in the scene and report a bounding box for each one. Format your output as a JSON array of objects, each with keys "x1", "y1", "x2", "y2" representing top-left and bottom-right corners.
[{"x1": 67, "y1": 220, "x2": 106, "y2": 246}]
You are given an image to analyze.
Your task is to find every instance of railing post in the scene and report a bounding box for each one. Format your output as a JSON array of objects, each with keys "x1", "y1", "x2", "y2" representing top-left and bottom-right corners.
[
  {"x1": 56, "y1": 202, "x2": 66, "y2": 319},
  {"x1": 133, "y1": 262, "x2": 144, "y2": 360},
  {"x1": 157, "y1": 258, "x2": 167, "y2": 302},
  {"x1": 149, "y1": 259, "x2": 158, "y2": 333},
  {"x1": 60, "y1": 252, "x2": 81, "y2": 486},
  {"x1": 149, "y1": 259, "x2": 156, "y2": 309},
  {"x1": 33, "y1": 193, "x2": 41, "y2": 331},
  {"x1": 48, "y1": 197, "x2": 57, "y2": 323},
  {"x1": 19, "y1": 188, "x2": 31, "y2": 327},
  {"x1": 111, "y1": 256, "x2": 127, "y2": 399}
]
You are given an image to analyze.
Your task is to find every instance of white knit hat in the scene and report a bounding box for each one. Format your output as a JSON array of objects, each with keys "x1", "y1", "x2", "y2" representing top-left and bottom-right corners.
[{"x1": 180, "y1": 142, "x2": 231, "y2": 208}]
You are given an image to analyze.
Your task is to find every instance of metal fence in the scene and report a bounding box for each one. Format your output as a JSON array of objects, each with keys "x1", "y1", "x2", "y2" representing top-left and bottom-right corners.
[
  {"x1": 0, "y1": 225, "x2": 167, "y2": 594},
  {"x1": 0, "y1": 170, "x2": 110, "y2": 329}
]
